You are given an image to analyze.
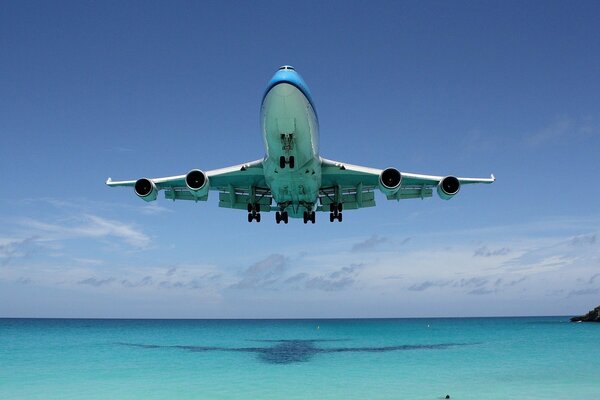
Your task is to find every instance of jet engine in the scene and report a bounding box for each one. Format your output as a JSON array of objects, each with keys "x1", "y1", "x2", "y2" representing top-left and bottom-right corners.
[
  {"x1": 134, "y1": 178, "x2": 158, "y2": 202},
  {"x1": 185, "y1": 169, "x2": 210, "y2": 198},
  {"x1": 437, "y1": 176, "x2": 460, "y2": 200},
  {"x1": 379, "y1": 168, "x2": 402, "y2": 196}
]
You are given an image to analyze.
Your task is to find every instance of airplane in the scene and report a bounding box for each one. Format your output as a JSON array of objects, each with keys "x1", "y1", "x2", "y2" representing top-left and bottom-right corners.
[{"x1": 107, "y1": 66, "x2": 495, "y2": 224}]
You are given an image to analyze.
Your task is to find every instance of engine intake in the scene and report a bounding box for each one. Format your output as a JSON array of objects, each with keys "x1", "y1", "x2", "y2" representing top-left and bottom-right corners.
[
  {"x1": 134, "y1": 178, "x2": 158, "y2": 201},
  {"x1": 437, "y1": 176, "x2": 460, "y2": 200},
  {"x1": 379, "y1": 168, "x2": 402, "y2": 196},
  {"x1": 185, "y1": 169, "x2": 210, "y2": 198}
]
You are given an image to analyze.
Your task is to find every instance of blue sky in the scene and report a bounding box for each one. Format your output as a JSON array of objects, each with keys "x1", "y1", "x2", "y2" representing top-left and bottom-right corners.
[{"x1": 1, "y1": 1, "x2": 599, "y2": 318}]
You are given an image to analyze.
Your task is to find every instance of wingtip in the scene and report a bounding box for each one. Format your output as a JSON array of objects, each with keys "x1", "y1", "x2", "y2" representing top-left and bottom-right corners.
[
  {"x1": 106, "y1": 177, "x2": 112, "y2": 185},
  {"x1": 491, "y1": 174, "x2": 496, "y2": 181}
]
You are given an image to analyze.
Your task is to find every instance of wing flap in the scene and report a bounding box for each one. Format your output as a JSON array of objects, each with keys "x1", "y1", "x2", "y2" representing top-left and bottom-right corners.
[
  {"x1": 387, "y1": 187, "x2": 433, "y2": 200},
  {"x1": 218, "y1": 191, "x2": 273, "y2": 212},
  {"x1": 164, "y1": 189, "x2": 208, "y2": 202}
]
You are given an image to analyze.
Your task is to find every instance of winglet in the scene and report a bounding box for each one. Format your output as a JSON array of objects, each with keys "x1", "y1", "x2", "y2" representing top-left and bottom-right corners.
[
  {"x1": 106, "y1": 177, "x2": 112, "y2": 185},
  {"x1": 491, "y1": 174, "x2": 495, "y2": 181}
]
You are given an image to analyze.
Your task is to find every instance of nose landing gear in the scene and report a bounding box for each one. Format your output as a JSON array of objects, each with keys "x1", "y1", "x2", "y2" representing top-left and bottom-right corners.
[{"x1": 279, "y1": 156, "x2": 295, "y2": 169}]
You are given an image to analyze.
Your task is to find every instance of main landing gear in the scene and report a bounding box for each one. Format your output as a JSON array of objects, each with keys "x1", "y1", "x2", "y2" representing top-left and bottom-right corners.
[
  {"x1": 329, "y1": 203, "x2": 343, "y2": 222},
  {"x1": 275, "y1": 211, "x2": 289, "y2": 224},
  {"x1": 247, "y1": 203, "x2": 261, "y2": 223},
  {"x1": 279, "y1": 155, "x2": 295, "y2": 169},
  {"x1": 303, "y1": 210, "x2": 316, "y2": 224}
]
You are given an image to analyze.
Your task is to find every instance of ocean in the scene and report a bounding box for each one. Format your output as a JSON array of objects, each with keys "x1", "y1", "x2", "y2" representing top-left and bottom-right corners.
[{"x1": 0, "y1": 317, "x2": 598, "y2": 399}]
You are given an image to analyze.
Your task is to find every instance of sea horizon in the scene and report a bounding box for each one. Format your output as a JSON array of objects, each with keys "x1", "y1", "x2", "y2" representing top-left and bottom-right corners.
[{"x1": 0, "y1": 314, "x2": 581, "y2": 320}]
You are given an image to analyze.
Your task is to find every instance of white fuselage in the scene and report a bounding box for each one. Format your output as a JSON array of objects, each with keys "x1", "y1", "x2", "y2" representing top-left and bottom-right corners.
[{"x1": 261, "y1": 82, "x2": 321, "y2": 216}]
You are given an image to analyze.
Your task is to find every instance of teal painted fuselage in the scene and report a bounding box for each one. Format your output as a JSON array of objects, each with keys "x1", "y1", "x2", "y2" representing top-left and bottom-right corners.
[{"x1": 260, "y1": 67, "x2": 321, "y2": 217}]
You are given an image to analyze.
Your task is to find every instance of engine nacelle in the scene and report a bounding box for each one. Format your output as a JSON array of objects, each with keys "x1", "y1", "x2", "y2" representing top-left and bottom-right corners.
[
  {"x1": 185, "y1": 169, "x2": 210, "y2": 198},
  {"x1": 379, "y1": 168, "x2": 402, "y2": 196},
  {"x1": 437, "y1": 176, "x2": 460, "y2": 200},
  {"x1": 134, "y1": 178, "x2": 158, "y2": 202}
]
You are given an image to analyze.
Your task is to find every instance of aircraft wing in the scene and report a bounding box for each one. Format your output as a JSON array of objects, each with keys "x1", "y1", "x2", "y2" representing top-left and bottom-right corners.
[
  {"x1": 319, "y1": 158, "x2": 494, "y2": 210},
  {"x1": 106, "y1": 159, "x2": 273, "y2": 211}
]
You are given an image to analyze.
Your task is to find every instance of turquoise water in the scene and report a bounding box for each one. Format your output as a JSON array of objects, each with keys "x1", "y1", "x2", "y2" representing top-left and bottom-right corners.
[{"x1": 1, "y1": 317, "x2": 598, "y2": 399}]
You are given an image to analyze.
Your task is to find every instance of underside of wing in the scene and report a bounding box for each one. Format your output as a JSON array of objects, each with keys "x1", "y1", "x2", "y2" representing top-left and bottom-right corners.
[
  {"x1": 106, "y1": 159, "x2": 274, "y2": 212},
  {"x1": 319, "y1": 157, "x2": 494, "y2": 209}
]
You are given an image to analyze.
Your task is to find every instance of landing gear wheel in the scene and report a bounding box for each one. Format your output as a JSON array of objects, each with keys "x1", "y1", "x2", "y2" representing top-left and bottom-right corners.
[
  {"x1": 329, "y1": 204, "x2": 335, "y2": 213},
  {"x1": 337, "y1": 213, "x2": 343, "y2": 222},
  {"x1": 303, "y1": 211, "x2": 308, "y2": 224},
  {"x1": 282, "y1": 211, "x2": 289, "y2": 224},
  {"x1": 337, "y1": 203, "x2": 343, "y2": 213},
  {"x1": 329, "y1": 213, "x2": 335, "y2": 222},
  {"x1": 247, "y1": 213, "x2": 253, "y2": 223},
  {"x1": 256, "y1": 213, "x2": 261, "y2": 223},
  {"x1": 247, "y1": 203, "x2": 253, "y2": 213},
  {"x1": 275, "y1": 212, "x2": 281, "y2": 224},
  {"x1": 279, "y1": 156, "x2": 286, "y2": 169},
  {"x1": 289, "y1": 156, "x2": 295, "y2": 168},
  {"x1": 310, "y1": 211, "x2": 316, "y2": 224}
]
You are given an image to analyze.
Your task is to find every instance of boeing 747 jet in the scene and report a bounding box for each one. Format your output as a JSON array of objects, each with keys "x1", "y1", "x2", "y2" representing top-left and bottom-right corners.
[{"x1": 107, "y1": 66, "x2": 495, "y2": 224}]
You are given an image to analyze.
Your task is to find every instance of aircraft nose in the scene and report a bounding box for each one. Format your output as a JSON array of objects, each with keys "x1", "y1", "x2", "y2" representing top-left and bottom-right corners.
[{"x1": 269, "y1": 82, "x2": 296, "y2": 97}]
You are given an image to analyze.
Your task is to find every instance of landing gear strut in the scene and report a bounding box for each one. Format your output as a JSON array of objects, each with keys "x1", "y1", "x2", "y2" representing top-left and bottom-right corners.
[
  {"x1": 329, "y1": 203, "x2": 343, "y2": 222},
  {"x1": 303, "y1": 210, "x2": 316, "y2": 224},
  {"x1": 247, "y1": 203, "x2": 261, "y2": 223},
  {"x1": 275, "y1": 211, "x2": 289, "y2": 224}
]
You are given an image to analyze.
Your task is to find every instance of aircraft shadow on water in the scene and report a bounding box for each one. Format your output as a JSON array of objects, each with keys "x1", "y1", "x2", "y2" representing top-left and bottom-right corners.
[{"x1": 118, "y1": 339, "x2": 474, "y2": 364}]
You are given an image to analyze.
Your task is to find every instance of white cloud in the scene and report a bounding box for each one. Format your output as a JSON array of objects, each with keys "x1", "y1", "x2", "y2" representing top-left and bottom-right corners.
[
  {"x1": 21, "y1": 214, "x2": 151, "y2": 248},
  {"x1": 526, "y1": 115, "x2": 600, "y2": 146}
]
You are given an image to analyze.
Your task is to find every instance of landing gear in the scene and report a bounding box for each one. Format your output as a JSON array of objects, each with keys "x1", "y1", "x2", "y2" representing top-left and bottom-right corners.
[
  {"x1": 275, "y1": 211, "x2": 289, "y2": 224},
  {"x1": 329, "y1": 212, "x2": 342, "y2": 222},
  {"x1": 247, "y1": 203, "x2": 261, "y2": 223},
  {"x1": 303, "y1": 210, "x2": 316, "y2": 224},
  {"x1": 279, "y1": 155, "x2": 295, "y2": 169},
  {"x1": 329, "y1": 202, "x2": 343, "y2": 222}
]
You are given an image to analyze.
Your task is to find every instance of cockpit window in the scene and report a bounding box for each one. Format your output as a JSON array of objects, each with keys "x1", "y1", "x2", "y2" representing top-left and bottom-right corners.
[{"x1": 278, "y1": 65, "x2": 295, "y2": 71}]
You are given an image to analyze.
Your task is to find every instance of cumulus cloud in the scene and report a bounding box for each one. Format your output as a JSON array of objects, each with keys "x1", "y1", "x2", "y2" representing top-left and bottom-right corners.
[
  {"x1": 474, "y1": 246, "x2": 511, "y2": 257},
  {"x1": 407, "y1": 275, "x2": 525, "y2": 295},
  {"x1": 121, "y1": 276, "x2": 153, "y2": 288},
  {"x1": 78, "y1": 277, "x2": 116, "y2": 287},
  {"x1": 231, "y1": 254, "x2": 288, "y2": 289},
  {"x1": 351, "y1": 235, "x2": 388, "y2": 252},
  {"x1": 0, "y1": 236, "x2": 39, "y2": 266},
  {"x1": 304, "y1": 264, "x2": 363, "y2": 291},
  {"x1": 408, "y1": 280, "x2": 450, "y2": 291},
  {"x1": 588, "y1": 273, "x2": 600, "y2": 284},
  {"x1": 570, "y1": 234, "x2": 596, "y2": 246}
]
